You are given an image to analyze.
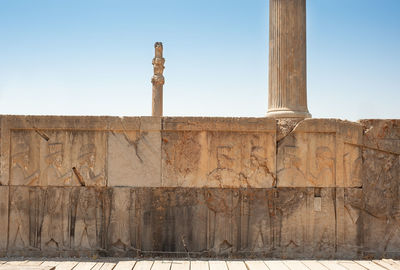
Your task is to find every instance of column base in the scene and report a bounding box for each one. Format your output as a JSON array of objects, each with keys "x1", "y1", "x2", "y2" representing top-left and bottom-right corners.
[{"x1": 266, "y1": 109, "x2": 311, "y2": 119}]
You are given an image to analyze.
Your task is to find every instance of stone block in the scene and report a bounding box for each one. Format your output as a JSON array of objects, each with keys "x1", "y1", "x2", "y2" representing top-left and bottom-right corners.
[
  {"x1": 163, "y1": 117, "x2": 276, "y2": 132},
  {"x1": 9, "y1": 130, "x2": 107, "y2": 186},
  {"x1": 273, "y1": 188, "x2": 336, "y2": 259},
  {"x1": 362, "y1": 146, "x2": 400, "y2": 257},
  {"x1": 136, "y1": 188, "x2": 208, "y2": 254},
  {"x1": 106, "y1": 187, "x2": 136, "y2": 256},
  {"x1": 69, "y1": 187, "x2": 107, "y2": 252},
  {"x1": 107, "y1": 117, "x2": 161, "y2": 187},
  {"x1": 238, "y1": 189, "x2": 274, "y2": 254},
  {"x1": 361, "y1": 119, "x2": 400, "y2": 154},
  {"x1": 0, "y1": 186, "x2": 8, "y2": 253},
  {"x1": 277, "y1": 119, "x2": 363, "y2": 187},
  {"x1": 8, "y1": 186, "x2": 44, "y2": 255},
  {"x1": 40, "y1": 187, "x2": 71, "y2": 254},
  {"x1": 360, "y1": 120, "x2": 400, "y2": 258},
  {"x1": 162, "y1": 118, "x2": 276, "y2": 188},
  {"x1": 336, "y1": 188, "x2": 363, "y2": 259}
]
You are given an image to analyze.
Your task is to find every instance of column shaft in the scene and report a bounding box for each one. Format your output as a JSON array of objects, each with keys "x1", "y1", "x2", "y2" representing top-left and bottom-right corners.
[
  {"x1": 152, "y1": 42, "x2": 165, "y2": 117},
  {"x1": 267, "y1": 0, "x2": 311, "y2": 118}
]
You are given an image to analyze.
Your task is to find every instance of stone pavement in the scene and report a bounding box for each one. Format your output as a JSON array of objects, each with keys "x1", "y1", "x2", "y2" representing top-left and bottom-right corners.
[{"x1": 1, "y1": 259, "x2": 400, "y2": 270}]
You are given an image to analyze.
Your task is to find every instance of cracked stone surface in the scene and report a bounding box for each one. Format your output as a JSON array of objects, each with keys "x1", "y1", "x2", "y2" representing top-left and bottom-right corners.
[{"x1": 0, "y1": 116, "x2": 398, "y2": 259}]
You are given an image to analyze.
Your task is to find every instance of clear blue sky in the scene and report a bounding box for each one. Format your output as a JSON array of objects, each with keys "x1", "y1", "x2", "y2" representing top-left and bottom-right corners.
[{"x1": 0, "y1": 0, "x2": 399, "y2": 121}]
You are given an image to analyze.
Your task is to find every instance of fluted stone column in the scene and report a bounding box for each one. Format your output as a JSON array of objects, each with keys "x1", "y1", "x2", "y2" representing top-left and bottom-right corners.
[
  {"x1": 152, "y1": 42, "x2": 165, "y2": 117},
  {"x1": 267, "y1": 0, "x2": 311, "y2": 118}
]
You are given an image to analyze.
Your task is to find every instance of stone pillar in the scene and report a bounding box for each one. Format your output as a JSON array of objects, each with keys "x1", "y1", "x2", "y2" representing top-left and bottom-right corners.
[
  {"x1": 267, "y1": 0, "x2": 311, "y2": 118},
  {"x1": 151, "y1": 42, "x2": 165, "y2": 117}
]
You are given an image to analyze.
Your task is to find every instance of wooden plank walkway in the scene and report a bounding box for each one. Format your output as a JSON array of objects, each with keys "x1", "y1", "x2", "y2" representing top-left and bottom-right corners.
[{"x1": 1, "y1": 259, "x2": 400, "y2": 269}]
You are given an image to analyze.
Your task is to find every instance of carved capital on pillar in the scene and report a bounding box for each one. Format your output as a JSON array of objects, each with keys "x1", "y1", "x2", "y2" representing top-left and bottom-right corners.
[
  {"x1": 152, "y1": 42, "x2": 165, "y2": 117},
  {"x1": 151, "y1": 74, "x2": 165, "y2": 86}
]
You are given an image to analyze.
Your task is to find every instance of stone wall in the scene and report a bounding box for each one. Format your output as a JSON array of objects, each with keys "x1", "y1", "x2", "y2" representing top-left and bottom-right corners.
[{"x1": 0, "y1": 115, "x2": 398, "y2": 259}]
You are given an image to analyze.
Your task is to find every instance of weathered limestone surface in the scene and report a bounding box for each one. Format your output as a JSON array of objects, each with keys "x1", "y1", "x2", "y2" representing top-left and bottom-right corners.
[
  {"x1": 277, "y1": 119, "x2": 363, "y2": 187},
  {"x1": 0, "y1": 187, "x2": 8, "y2": 255},
  {"x1": 162, "y1": 118, "x2": 276, "y2": 188},
  {"x1": 108, "y1": 117, "x2": 161, "y2": 187},
  {"x1": 360, "y1": 120, "x2": 400, "y2": 257},
  {"x1": 0, "y1": 116, "x2": 398, "y2": 259}
]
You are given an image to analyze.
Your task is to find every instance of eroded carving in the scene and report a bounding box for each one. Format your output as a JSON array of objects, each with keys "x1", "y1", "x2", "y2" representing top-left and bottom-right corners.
[
  {"x1": 11, "y1": 133, "x2": 40, "y2": 186},
  {"x1": 277, "y1": 133, "x2": 336, "y2": 187},
  {"x1": 42, "y1": 143, "x2": 72, "y2": 186},
  {"x1": 41, "y1": 187, "x2": 69, "y2": 251},
  {"x1": 77, "y1": 144, "x2": 104, "y2": 186},
  {"x1": 73, "y1": 188, "x2": 100, "y2": 249}
]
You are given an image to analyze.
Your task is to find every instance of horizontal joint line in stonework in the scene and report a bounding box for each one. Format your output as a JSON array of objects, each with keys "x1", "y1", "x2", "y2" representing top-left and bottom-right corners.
[
  {"x1": 162, "y1": 129, "x2": 275, "y2": 132},
  {"x1": 345, "y1": 142, "x2": 400, "y2": 156}
]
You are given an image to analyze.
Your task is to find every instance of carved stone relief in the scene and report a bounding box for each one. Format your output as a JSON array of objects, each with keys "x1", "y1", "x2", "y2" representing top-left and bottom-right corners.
[
  {"x1": 107, "y1": 188, "x2": 135, "y2": 254},
  {"x1": 362, "y1": 148, "x2": 400, "y2": 256},
  {"x1": 41, "y1": 187, "x2": 70, "y2": 252},
  {"x1": 0, "y1": 186, "x2": 8, "y2": 253},
  {"x1": 8, "y1": 187, "x2": 44, "y2": 253},
  {"x1": 10, "y1": 131, "x2": 40, "y2": 186},
  {"x1": 10, "y1": 130, "x2": 106, "y2": 186},
  {"x1": 277, "y1": 133, "x2": 336, "y2": 187},
  {"x1": 336, "y1": 188, "x2": 363, "y2": 258},
  {"x1": 240, "y1": 189, "x2": 274, "y2": 254},
  {"x1": 273, "y1": 188, "x2": 336, "y2": 258},
  {"x1": 342, "y1": 144, "x2": 362, "y2": 188},
  {"x1": 162, "y1": 130, "x2": 275, "y2": 188}
]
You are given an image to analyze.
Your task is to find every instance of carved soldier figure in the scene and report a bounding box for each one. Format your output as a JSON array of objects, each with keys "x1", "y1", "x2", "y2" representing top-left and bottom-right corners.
[
  {"x1": 77, "y1": 144, "x2": 104, "y2": 186},
  {"x1": 205, "y1": 189, "x2": 239, "y2": 254},
  {"x1": 277, "y1": 146, "x2": 306, "y2": 186},
  {"x1": 41, "y1": 187, "x2": 66, "y2": 250},
  {"x1": 241, "y1": 146, "x2": 274, "y2": 187},
  {"x1": 74, "y1": 189, "x2": 98, "y2": 249},
  {"x1": 311, "y1": 147, "x2": 334, "y2": 185},
  {"x1": 42, "y1": 143, "x2": 72, "y2": 186},
  {"x1": 109, "y1": 189, "x2": 131, "y2": 251},
  {"x1": 8, "y1": 189, "x2": 30, "y2": 249},
  {"x1": 11, "y1": 142, "x2": 39, "y2": 185}
]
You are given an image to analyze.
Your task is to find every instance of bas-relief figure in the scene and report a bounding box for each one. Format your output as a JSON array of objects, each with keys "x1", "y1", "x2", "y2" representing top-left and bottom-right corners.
[
  {"x1": 208, "y1": 133, "x2": 275, "y2": 188},
  {"x1": 274, "y1": 189, "x2": 307, "y2": 255},
  {"x1": 205, "y1": 189, "x2": 240, "y2": 254},
  {"x1": 10, "y1": 130, "x2": 106, "y2": 186},
  {"x1": 8, "y1": 187, "x2": 43, "y2": 251},
  {"x1": 11, "y1": 134, "x2": 40, "y2": 186},
  {"x1": 245, "y1": 190, "x2": 273, "y2": 253},
  {"x1": 278, "y1": 146, "x2": 306, "y2": 186},
  {"x1": 163, "y1": 131, "x2": 275, "y2": 188},
  {"x1": 41, "y1": 187, "x2": 69, "y2": 251},
  {"x1": 309, "y1": 146, "x2": 335, "y2": 186},
  {"x1": 73, "y1": 188, "x2": 100, "y2": 250},
  {"x1": 108, "y1": 188, "x2": 133, "y2": 252},
  {"x1": 363, "y1": 149, "x2": 400, "y2": 255},
  {"x1": 162, "y1": 131, "x2": 203, "y2": 187},
  {"x1": 336, "y1": 188, "x2": 363, "y2": 257},
  {"x1": 240, "y1": 146, "x2": 275, "y2": 188},
  {"x1": 343, "y1": 144, "x2": 362, "y2": 187},
  {"x1": 308, "y1": 189, "x2": 336, "y2": 258},
  {"x1": 77, "y1": 144, "x2": 104, "y2": 186},
  {"x1": 277, "y1": 134, "x2": 336, "y2": 187},
  {"x1": 42, "y1": 143, "x2": 72, "y2": 186}
]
